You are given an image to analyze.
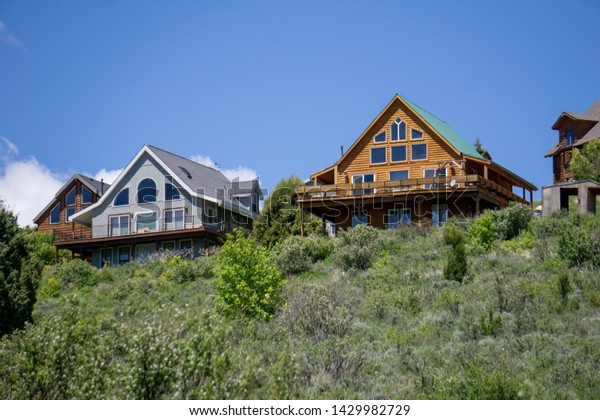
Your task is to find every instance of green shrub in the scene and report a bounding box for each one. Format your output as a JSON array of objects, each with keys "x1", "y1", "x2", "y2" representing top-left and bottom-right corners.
[
  {"x1": 333, "y1": 225, "x2": 382, "y2": 270},
  {"x1": 443, "y1": 224, "x2": 468, "y2": 282},
  {"x1": 159, "y1": 256, "x2": 197, "y2": 284},
  {"x1": 55, "y1": 259, "x2": 100, "y2": 288},
  {"x1": 275, "y1": 236, "x2": 312, "y2": 275},
  {"x1": 38, "y1": 276, "x2": 62, "y2": 298},
  {"x1": 304, "y1": 235, "x2": 334, "y2": 261},
  {"x1": 467, "y1": 212, "x2": 498, "y2": 251},
  {"x1": 215, "y1": 229, "x2": 285, "y2": 320},
  {"x1": 493, "y1": 203, "x2": 532, "y2": 240},
  {"x1": 557, "y1": 226, "x2": 600, "y2": 268},
  {"x1": 193, "y1": 256, "x2": 216, "y2": 279},
  {"x1": 478, "y1": 308, "x2": 503, "y2": 337}
]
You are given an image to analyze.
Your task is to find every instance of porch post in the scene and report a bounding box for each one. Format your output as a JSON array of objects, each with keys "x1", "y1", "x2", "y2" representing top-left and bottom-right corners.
[{"x1": 300, "y1": 200, "x2": 304, "y2": 237}]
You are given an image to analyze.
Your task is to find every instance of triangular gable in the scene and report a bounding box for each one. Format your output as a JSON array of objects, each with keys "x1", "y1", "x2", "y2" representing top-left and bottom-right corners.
[{"x1": 335, "y1": 94, "x2": 484, "y2": 171}]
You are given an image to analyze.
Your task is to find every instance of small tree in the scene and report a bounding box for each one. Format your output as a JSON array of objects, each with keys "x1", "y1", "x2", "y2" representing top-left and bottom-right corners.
[
  {"x1": 253, "y1": 175, "x2": 321, "y2": 247},
  {"x1": 443, "y1": 224, "x2": 468, "y2": 282},
  {"x1": 215, "y1": 229, "x2": 285, "y2": 319},
  {"x1": 570, "y1": 138, "x2": 600, "y2": 182}
]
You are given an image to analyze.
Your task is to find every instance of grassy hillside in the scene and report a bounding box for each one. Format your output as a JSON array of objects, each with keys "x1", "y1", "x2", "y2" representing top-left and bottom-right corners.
[{"x1": 1, "y1": 210, "x2": 599, "y2": 399}]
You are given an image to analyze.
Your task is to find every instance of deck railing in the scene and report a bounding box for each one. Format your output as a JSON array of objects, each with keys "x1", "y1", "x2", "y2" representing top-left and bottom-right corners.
[
  {"x1": 295, "y1": 175, "x2": 527, "y2": 204},
  {"x1": 53, "y1": 215, "x2": 229, "y2": 243}
]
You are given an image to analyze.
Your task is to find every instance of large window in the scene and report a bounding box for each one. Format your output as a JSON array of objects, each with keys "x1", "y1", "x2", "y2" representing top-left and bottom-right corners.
[
  {"x1": 386, "y1": 208, "x2": 412, "y2": 229},
  {"x1": 352, "y1": 174, "x2": 375, "y2": 195},
  {"x1": 100, "y1": 248, "x2": 113, "y2": 266},
  {"x1": 65, "y1": 186, "x2": 76, "y2": 206},
  {"x1": 431, "y1": 204, "x2": 448, "y2": 227},
  {"x1": 66, "y1": 207, "x2": 76, "y2": 222},
  {"x1": 411, "y1": 144, "x2": 427, "y2": 160},
  {"x1": 390, "y1": 170, "x2": 409, "y2": 190},
  {"x1": 370, "y1": 147, "x2": 386, "y2": 164},
  {"x1": 137, "y1": 178, "x2": 157, "y2": 203},
  {"x1": 391, "y1": 118, "x2": 406, "y2": 141},
  {"x1": 165, "y1": 209, "x2": 184, "y2": 230},
  {"x1": 424, "y1": 168, "x2": 447, "y2": 189},
  {"x1": 114, "y1": 188, "x2": 129, "y2": 206},
  {"x1": 165, "y1": 183, "x2": 181, "y2": 201},
  {"x1": 137, "y1": 213, "x2": 157, "y2": 232},
  {"x1": 50, "y1": 203, "x2": 61, "y2": 224},
  {"x1": 391, "y1": 145, "x2": 407, "y2": 162},
  {"x1": 374, "y1": 131, "x2": 386, "y2": 143},
  {"x1": 566, "y1": 129, "x2": 575, "y2": 146},
  {"x1": 118, "y1": 247, "x2": 130, "y2": 264},
  {"x1": 110, "y1": 215, "x2": 129, "y2": 236},
  {"x1": 82, "y1": 185, "x2": 93, "y2": 204}
]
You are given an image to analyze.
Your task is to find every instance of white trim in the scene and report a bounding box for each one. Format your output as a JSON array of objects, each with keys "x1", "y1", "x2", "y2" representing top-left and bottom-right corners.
[
  {"x1": 410, "y1": 128, "x2": 424, "y2": 140},
  {"x1": 65, "y1": 186, "x2": 77, "y2": 207},
  {"x1": 391, "y1": 118, "x2": 407, "y2": 142},
  {"x1": 370, "y1": 146, "x2": 387, "y2": 165},
  {"x1": 164, "y1": 208, "x2": 185, "y2": 230},
  {"x1": 411, "y1": 143, "x2": 428, "y2": 161},
  {"x1": 109, "y1": 214, "x2": 130, "y2": 237},
  {"x1": 112, "y1": 188, "x2": 130, "y2": 207},
  {"x1": 373, "y1": 131, "x2": 386, "y2": 143}
]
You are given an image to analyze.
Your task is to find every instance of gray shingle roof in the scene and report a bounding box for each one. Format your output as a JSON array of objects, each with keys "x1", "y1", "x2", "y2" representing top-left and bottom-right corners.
[{"x1": 546, "y1": 101, "x2": 600, "y2": 157}]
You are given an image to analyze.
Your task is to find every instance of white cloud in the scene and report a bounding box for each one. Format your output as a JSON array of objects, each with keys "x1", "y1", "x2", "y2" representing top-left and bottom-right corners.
[
  {"x1": 93, "y1": 168, "x2": 123, "y2": 185},
  {"x1": 190, "y1": 154, "x2": 258, "y2": 181},
  {"x1": 0, "y1": 136, "x2": 19, "y2": 158},
  {"x1": 0, "y1": 21, "x2": 24, "y2": 48},
  {"x1": 0, "y1": 157, "x2": 65, "y2": 227}
]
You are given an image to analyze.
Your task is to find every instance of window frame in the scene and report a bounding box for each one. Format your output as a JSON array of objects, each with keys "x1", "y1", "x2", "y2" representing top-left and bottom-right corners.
[
  {"x1": 81, "y1": 185, "x2": 93, "y2": 205},
  {"x1": 109, "y1": 214, "x2": 130, "y2": 237},
  {"x1": 431, "y1": 204, "x2": 449, "y2": 227},
  {"x1": 118, "y1": 246, "x2": 130, "y2": 264},
  {"x1": 391, "y1": 145, "x2": 407, "y2": 162},
  {"x1": 179, "y1": 239, "x2": 193, "y2": 250},
  {"x1": 164, "y1": 208, "x2": 185, "y2": 230},
  {"x1": 100, "y1": 248, "x2": 113, "y2": 266},
  {"x1": 65, "y1": 207, "x2": 77, "y2": 222},
  {"x1": 162, "y1": 241, "x2": 176, "y2": 251},
  {"x1": 65, "y1": 186, "x2": 77, "y2": 207},
  {"x1": 411, "y1": 143, "x2": 428, "y2": 161},
  {"x1": 423, "y1": 168, "x2": 447, "y2": 189},
  {"x1": 352, "y1": 173, "x2": 375, "y2": 195},
  {"x1": 165, "y1": 182, "x2": 182, "y2": 201},
  {"x1": 136, "y1": 212, "x2": 157, "y2": 233},
  {"x1": 391, "y1": 118, "x2": 407, "y2": 141},
  {"x1": 137, "y1": 178, "x2": 157, "y2": 204},
  {"x1": 50, "y1": 202, "x2": 61, "y2": 224},
  {"x1": 374, "y1": 131, "x2": 386, "y2": 143},
  {"x1": 370, "y1": 147, "x2": 387, "y2": 165},
  {"x1": 411, "y1": 128, "x2": 424, "y2": 140},
  {"x1": 565, "y1": 129, "x2": 576, "y2": 146},
  {"x1": 113, "y1": 188, "x2": 130, "y2": 207}
]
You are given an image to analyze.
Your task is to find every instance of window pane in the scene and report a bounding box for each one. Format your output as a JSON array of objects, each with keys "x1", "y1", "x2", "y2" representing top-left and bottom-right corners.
[
  {"x1": 370, "y1": 147, "x2": 386, "y2": 164},
  {"x1": 392, "y1": 118, "x2": 406, "y2": 141},
  {"x1": 82, "y1": 186, "x2": 93, "y2": 204},
  {"x1": 412, "y1": 144, "x2": 427, "y2": 160},
  {"x1": 566, "y1": 129, "x2": 575, "y2": 146},
  {"x1": 66, "y1": 207, "x2": 76, "y2": 221},
  {"x1": 391, "y1": 145, "x2": 406, "y2": 162},
  {"x1": 165, "y1": 183, "x2": 181, "y2": 200},
  {"x1": 137, "y1": 178, "x2": 157, "y2": 203},
  {"x1": 137, "y1": 213, "x2": 157, "y2": 231},
  {"x1": 411, "y1": 128, "x2": 423, "y2": 140},
  {"x1": 180, "y1": 240, "x2": 192, "y2": 250},
  {"x1": 119, "y1": 247, "x2": 130, "y2": 264},
  {"x1": 374, "y1": 132, "x2": 386, "y2": 143},
  {"x1": 50, "y1": 203, "x2": 61, "y2": 224},
  {"x1": 363, "y1": 174, "x2": 374, "y2": 182},
  {"x1": 390, "y1": 170, "x2": 409, "y2": 180},
  {"x1": 114, "y1": 188, "x2": 129, "y2": 206},
  {"x1": 65, "y1": 187, "x2": 76, "y2": 206}
]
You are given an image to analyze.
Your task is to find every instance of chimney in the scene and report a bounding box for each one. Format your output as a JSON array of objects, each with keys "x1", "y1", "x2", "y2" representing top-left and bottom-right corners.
[
  {"x1": 101, "y1": 179, "x2": 104, "y2": 195},
  {"x1": 340, "y1": 145, "x2": 344, "y2": 157}
]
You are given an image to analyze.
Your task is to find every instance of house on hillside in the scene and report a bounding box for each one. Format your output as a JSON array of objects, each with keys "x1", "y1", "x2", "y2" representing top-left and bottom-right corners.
[
  {"x1": 40, "y1": 145, "x2": 262, "y2": 267},
  {"x1": 296, "y1": 94, "x2": 537, "y2": 232},
  {"x1": 33, "y1": 173, "x2": 109, "y2": 260},
  {"x1": 542, "y1": 101, "x2": 600, "y2": 215}
]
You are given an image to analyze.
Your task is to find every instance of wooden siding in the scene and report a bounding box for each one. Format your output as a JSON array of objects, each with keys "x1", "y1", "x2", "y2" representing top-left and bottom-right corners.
[
  {"x1": 36, "y1": 179, "x2": 101, "y2": 241},
  {"x1": 337, "y1": 99, "x2": 462, "y2": 184},
  {"x1": 551, "y1": 119, "x2": 596, "y2": 184}
]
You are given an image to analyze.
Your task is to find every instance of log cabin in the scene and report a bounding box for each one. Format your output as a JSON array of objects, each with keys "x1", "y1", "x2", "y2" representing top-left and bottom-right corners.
[{"x1": 296, "y1": 94, "x2": 537, "y2": 232}]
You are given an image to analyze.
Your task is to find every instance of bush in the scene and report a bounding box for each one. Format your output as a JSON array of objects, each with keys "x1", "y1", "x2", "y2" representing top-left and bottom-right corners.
[
  {"x1": 443, "y1": 224, "x2": 468, "y2": 282},
  {"x1": 493, "y1": 203, "x2": 533, "y2": 240},
  {"x1": 557, "y1": 225, "x2": 600, "y2": 268},
  {"x1": 333, "y1": 225, "x2": 382, "y2": 270},
  {"x1": 159, "y1": 256, "x2": 197, "y2": 284},
  {"x1": 467, "y1": 212, "x2": 498, "y2": 251},
  {"x1": 275, "y1": 236, "x2": 312, "y2": 275},
  {"x1": 215, "y1": 229, "x2": 285, "y2": 319},
  {"x1": 193, "y1": 257, "x2": 216, "y2": 279},
  {"x1": 38, "y1": 276, "x2": 63, "y2": 298},
  {"x1": 304, "y1": 235, "x2": 334, "y2": 262}
]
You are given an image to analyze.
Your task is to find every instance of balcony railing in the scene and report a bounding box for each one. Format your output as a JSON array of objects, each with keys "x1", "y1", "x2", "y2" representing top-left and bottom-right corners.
[
  {"x1": 296, "y1": 175, "x2": 527, "y2": 204},
  {"x1": 54, "y1": 215, "x2": 230, "y2": 243}
]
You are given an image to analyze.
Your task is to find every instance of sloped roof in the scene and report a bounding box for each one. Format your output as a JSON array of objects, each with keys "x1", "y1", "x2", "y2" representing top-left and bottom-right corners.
[
  {"x1": 33, "y1": 173, "x2": 109, "y2": 224},
  {"x1": 546, "y1": 101, "x2": 600, "y2": 157},
  {"x1": 400, "y1": 95, "x2": 484, "y2": 159}
]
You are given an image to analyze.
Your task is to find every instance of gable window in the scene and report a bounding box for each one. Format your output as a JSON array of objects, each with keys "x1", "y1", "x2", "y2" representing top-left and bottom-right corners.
[
  {"x1": 370, "y1": 147, "x2": 386, "y2": 164},
  {"x1": 82, "y1": 185, "x2": 93, "y2": 204},
  {"x1": 165, "y1": 183, "x2": 181, "y2": 201},
  {"x1": 110, "y1": 215, "x2": 129, "y2": 236},
  {"x1": 114, "y1": 188, "x2": 129, "y2": 206},
  {"x1": 374, "y1": 131, "x2": 386, "y2": 143},
  {"x1": 391, "y1": 145, "x2": 407, "y2": 162},
  {"x1": 137, "y1": 212, "x2": 157, "y2": 232},
  {"x1": 66, "y1": 207, "x2": 76, "y2": 222},
  {"x1": 165, "y1": 209, "x2": 184, "y2": 230},
  {"x1": 566, "y1": 129, "x2": 575, "y2": 146},
  {"x1": 352, "y1": 174, "x2": 374, "y2": 195},
  {"x1": 137, "y1": 178, "x2": 157, "y2": 203},
  {"x1": 65, "y1": 186, "x2": 76, "y2": 206},
  {"x1": 50, "y1": 203, "x2": 61, "y2": 224},
  {"x1": 411, "y1": 128, "x2": 424, "y2": 140},
  {"x1": 391, "y1": 118, "x2": 406, "y2": 141},
  {"x1": 411, "y1": 144, "x2": 427, "y2": 160}
]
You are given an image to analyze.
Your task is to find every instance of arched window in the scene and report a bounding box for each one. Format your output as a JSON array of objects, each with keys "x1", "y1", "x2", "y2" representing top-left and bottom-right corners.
[
  {"x1": 137, "y1": 179, "x2": 157, "y2": 203},
  {"x1": 114, "y1": 188, "x2": 129, "y2": 206},
  {"x1": 391, "y1": 118, "x2": 406, "y2": 141},
  {"x1": 165, "y1": 183, "x2": 181, "y2": 201}
]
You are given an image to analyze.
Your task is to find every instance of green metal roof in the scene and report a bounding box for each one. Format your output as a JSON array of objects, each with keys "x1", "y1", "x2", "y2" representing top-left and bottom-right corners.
[{"x1": 400, "y1": 95, "x2": 484, "y2": 159}]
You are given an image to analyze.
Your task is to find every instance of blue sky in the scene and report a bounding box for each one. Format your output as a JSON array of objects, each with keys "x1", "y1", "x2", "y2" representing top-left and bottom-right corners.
[{"x1": 1, "y1": 0, "x2": 600, "y2": 225}]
